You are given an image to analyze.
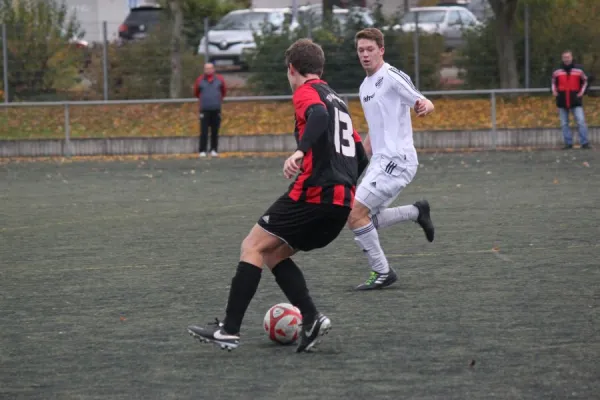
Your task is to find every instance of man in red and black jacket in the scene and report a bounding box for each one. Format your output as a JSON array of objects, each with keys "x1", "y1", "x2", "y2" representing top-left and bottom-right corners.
[
  {"x1": 552, "y1": 50, "x2": 590, "y2": 149},
  {"x1": 193, "y1": 63, "x2": 227, "y2": 156},
  {"x1": 187, "y1": 39, "x2": 369, "y2": 353}
]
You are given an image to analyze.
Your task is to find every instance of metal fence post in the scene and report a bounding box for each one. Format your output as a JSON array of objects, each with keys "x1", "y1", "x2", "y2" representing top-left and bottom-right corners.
[
  {"x1": 64, "y1": 103, "x2": 71, "y2": 157},
  {"x1": 413, "y1": 12, "x2": 420, "y2": 89},
  {"x1": 292, "y1": 0, "x2": 298, "y2": 25},
  {"x1": 490, "y1": 91, "x2": 497, "y2": 149},
  {"x1": 2, "y1": 24, "x2": 9, "y2": 103},
  {"x1": 524, "y1": 3, "x2": 530, "y2": 89},
  {"x1": 203, "y1": 17, "x2": 210, "y2": 61},
  {"x1": 102, "y1": 21, "x2": 109, "y2": 101}
]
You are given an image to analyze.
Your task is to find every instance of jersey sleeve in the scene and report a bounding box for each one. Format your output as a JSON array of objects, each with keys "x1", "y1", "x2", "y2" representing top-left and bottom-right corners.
[
  {"x1": 297, "y1": 104, "x2": 329, "y2": 154},
  {"x1": 217, "y1": 74, "x2": 227, "y2": 98},
  {"x1": 552, "y1": 69, "x2": 559, "y2": 92},
  {"x1": 293, "y1": 84, "x2": 326, "y2": 122},
  {"x1": 193, "y1": 75, "x2": 203, "y2": 98},
  {"x1": 578, "y1": 67, "x2": 588, "y2": 94},
  {"x1": 387, "y1": 68, "x2": 425, "y2": 108}
]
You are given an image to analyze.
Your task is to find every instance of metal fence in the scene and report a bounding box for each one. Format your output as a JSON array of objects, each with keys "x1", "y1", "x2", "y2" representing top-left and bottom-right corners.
[
  {"x1": 2, "y1": 87, "x2": 598, "y2": 157},
  {"x1": 0, "y1": 0, "x2": 598, "y2": 103}
]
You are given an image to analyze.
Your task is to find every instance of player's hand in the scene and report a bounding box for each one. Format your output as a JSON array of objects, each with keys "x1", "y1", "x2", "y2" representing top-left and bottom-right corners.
[
  {"x1": 577, "y1": 91, "x2": 584, "y2": 98},
  {"x1": 283, "y1": 150, "x2": 303, "y2": 179},
  {"x1": 552, "y1": 90, "x2": 558, "y2": 97},
  {"x1": 415, "y1": 98, "x2": 434, "y2": 117}
]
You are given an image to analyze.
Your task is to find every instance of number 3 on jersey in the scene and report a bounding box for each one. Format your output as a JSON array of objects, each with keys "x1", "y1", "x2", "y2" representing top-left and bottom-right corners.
[{"x1": 334, "y1": 108, "x2": 356, "y2": 157}]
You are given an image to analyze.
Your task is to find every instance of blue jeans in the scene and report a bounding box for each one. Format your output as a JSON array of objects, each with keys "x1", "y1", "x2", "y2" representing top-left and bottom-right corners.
[{"x1": 559, "y1": 107, "x2": 588, "y2": 146}]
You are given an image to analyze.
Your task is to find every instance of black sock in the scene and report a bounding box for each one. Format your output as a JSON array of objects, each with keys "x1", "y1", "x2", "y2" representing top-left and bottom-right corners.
[
  {"x1": 271, "y1": 258, "x2": 318, "y2": 326},
  {"x1": 223, "y1": 261, "x2": 262, "y2": 334}
]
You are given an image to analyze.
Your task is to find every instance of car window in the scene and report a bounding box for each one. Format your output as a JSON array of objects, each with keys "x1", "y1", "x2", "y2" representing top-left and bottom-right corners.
[
  {"x1": 125, "y1": 8, "x2": 162, "y2": 25},
  {"x1": 213, "y1": 12, "x2": 275, "y2": 31},
  {"x1": 284, "y1": 10, "x2": 305, "y2": 25},
  {"x1": 334, "y1": 13, "x2": 348, "y2": 26},
  {"x1": 459, "y1": 10, "x2": 476, "y2": 25},
  {"x1": 268, "y1": 12, "x2": 284, "y2": 27},
  {"x1": 447, "y1": 10, "x2": 461, "y2": 25},
  {"x1": 401, "y1": 10, "x2": 447, "y2": 24}
]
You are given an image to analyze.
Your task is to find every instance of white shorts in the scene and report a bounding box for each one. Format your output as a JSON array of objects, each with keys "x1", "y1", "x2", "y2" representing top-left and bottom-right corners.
[{"x1": 355, "y1": 155, "x2": 418, "y2": 215}]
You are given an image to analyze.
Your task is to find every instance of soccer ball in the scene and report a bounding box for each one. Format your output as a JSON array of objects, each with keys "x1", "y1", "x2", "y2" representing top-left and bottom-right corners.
[{"x1": 263, "y1": 303, "x2": 302, "y2": 345}]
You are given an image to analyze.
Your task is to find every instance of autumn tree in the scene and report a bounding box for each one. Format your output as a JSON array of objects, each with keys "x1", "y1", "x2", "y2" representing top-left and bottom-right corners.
[
  {"x1": 0, "y1": 0, "x2": 84, "y2": 101},
  {"x1": 322, "y1": 0, "x2": 335, "y2": 25},
  {"x1": 167, "y1": 0, "x2": 183, "y2": 98},
  {"x1": 163, "y1": 0, "x2": 250, "y2": 98},
  {"x1": 488, "y1": 0, "x2": 520, "y2": 88},
  {"x1": 459, "y1": 0, "x2": 600, "y2": 89}
]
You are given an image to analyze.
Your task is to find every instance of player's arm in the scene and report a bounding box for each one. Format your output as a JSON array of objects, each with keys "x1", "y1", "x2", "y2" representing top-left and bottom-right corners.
[
  {"x1": 283, "y1": 86, "x2": 327, "y2": 179},
  {"x1": 297, "y1": 104, "x2": 329, "y2": 154},
  {"x1": 387, "y1": 68, "x2": 434, "y2": 116},
  {"x1": 353, "y1": 130, "x2": 369, "y2": 176},
  {"x1": 362, "y1": 134, "x2": 372, "y2": 157},
  {"x1": 284, "y1": 107, "x2": 328, "y2": 179}
]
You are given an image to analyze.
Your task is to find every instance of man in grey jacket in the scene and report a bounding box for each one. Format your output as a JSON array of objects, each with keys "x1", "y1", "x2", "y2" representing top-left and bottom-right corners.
[{"x1": 193, "y1": 63, "x2": 227, "y2": 157}]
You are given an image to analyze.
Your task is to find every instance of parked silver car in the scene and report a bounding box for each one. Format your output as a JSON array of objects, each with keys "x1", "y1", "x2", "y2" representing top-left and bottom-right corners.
[
  {"x1": 197, "y1": 8, "x2": 286, "y2": 69},
  {"x1": 287, "y1": 4, "x2": 374, "y2": 33},
  {"x1": 393, "y1": 6, "x2": 481, "y2": 50}
]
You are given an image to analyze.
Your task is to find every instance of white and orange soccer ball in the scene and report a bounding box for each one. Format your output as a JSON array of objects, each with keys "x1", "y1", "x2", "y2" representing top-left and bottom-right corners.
[{"x1": 263, "y1": 303, "x2": 303, "y2": 345}]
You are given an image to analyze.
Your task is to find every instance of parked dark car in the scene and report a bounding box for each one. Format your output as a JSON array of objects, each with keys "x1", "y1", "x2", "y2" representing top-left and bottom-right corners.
[{"x1": 118, "y1": 5, "x2": 164, "y2": 41}]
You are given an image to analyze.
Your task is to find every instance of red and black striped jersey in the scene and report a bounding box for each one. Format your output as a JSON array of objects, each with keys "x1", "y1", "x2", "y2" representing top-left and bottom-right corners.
[{"x1": 287, "y1": 79, "x2": 363, "y2": 208}]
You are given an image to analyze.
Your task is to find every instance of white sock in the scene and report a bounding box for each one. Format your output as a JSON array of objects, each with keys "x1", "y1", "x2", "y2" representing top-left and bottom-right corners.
[
  {"x1": 352, "y1": 222, "x2": 389, "y2": 274},
  {"x1": 372, "y1": 205, "x2": 419, "y2": 230}
]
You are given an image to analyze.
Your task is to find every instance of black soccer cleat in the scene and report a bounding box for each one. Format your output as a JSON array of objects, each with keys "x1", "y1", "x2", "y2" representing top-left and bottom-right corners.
[
  {"x1": 414, "y1": 200, "x2": 435, "y2": 242},
  {"x1": 187, "y1": 318, "x2": 240, "y2": 351},
  {"x1": 296, "y1": 313, "x2": 331, "y2": 353},
  {"x1": 355, "y1": 268, "x2": 398, "y2": 290}
]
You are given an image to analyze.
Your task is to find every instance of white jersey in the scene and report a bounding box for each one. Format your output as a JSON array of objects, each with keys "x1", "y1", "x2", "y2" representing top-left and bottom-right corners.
[{"x1": 359, "y1": 62, "x2": 424, "y2": 164}]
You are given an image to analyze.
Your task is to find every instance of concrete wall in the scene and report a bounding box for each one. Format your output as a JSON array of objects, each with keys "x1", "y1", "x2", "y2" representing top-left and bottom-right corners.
[{"x1": 1, "y1": 128, "x2": 597, "y2": 157}]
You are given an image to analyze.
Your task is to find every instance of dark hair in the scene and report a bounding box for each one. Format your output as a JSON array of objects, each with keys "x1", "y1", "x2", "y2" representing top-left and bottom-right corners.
[
  {"x1": 355, "y1": 28, "x2": 384, "y2": 48},
  {"x1": 284, "y1": 39, "x2": 325, "y2": 77}
]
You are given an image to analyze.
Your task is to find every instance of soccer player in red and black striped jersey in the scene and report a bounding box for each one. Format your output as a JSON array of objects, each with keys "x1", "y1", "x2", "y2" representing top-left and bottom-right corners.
[{"x1": 187, "y1": 39, "x2": 369, "y2": 353}]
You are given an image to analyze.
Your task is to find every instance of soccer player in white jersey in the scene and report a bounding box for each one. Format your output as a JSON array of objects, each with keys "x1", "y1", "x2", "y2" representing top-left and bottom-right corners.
[{"x1": 348, "y1": 28, "x2": 436, "y2": 290}]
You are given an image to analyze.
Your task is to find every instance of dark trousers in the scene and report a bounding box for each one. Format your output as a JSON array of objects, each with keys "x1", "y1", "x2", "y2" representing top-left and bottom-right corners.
[{"x1": 199, "y1": 109, "x2": 221, "y2": 152}]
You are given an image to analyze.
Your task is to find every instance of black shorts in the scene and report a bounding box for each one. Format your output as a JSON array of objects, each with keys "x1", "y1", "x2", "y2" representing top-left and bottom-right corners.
[{"x1": 257, "y1": 194, "x2": 351, "y2": 252}]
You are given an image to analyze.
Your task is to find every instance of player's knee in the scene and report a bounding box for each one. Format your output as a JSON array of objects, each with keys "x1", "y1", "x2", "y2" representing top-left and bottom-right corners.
[
  {"x1": 263, "y1": 246, "x2": 295, "y2": 270},
  {"x1": 240, "y1": 235, "x2": 260, "y2": 257},
  {"x1": 240, "y1": 228, "x2": 280, "y2": 259},
  {"x1": 347, "y1": 206, "x2": 370, "y2": 229},
  {"x1": 263, "y1": 252, "x2": 282, "y2": 270}
]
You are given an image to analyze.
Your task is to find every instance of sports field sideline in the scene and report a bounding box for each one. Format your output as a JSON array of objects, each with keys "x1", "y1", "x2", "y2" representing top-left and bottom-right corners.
[{"x1": 1, "y1": 150, "x2": 598, "y2": 399}]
